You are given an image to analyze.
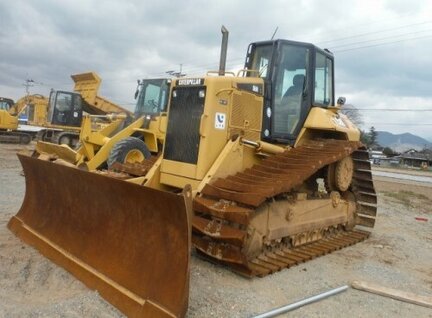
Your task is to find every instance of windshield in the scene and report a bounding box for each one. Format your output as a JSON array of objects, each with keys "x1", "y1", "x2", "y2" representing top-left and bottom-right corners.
[
  {"x1": 135, "y1": 79, "x2": 169, "y2": 117},
  {"x1": 0, "y1": 99, "x2": 12, "y2": 111},
  {"x1": 273, "y1": 44, "x2": 309, "y2": 136}
]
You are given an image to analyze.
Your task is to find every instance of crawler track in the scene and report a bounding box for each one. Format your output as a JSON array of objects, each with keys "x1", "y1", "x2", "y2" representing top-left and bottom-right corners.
[
  {"x1": 192, "y1": 139, "x2": 377, "y2": 277},
  {"x1": 0, "y1": 131, "x2": 32, "y2": 144}
]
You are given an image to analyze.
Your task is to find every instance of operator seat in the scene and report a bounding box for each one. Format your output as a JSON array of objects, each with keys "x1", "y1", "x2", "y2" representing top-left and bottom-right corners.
[{"x1": 284, "y1": 74, "x2": 305, "y2": 97}]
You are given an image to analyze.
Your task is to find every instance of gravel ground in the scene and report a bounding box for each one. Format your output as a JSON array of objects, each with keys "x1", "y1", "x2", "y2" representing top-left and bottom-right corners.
[{"x1": 0, "y1": 143, "x2": 431, "y2": 318}]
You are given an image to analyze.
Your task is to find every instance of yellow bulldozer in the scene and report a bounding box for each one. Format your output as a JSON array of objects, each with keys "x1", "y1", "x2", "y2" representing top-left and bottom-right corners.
[{"x1": 8, "y1": 29, "x2": 377, "y2": 318}]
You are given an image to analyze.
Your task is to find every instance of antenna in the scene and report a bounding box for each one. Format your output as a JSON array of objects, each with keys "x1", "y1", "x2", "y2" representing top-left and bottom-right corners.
[{"x1": 271, "y1": 26, "x2": 279, "y2": 40}]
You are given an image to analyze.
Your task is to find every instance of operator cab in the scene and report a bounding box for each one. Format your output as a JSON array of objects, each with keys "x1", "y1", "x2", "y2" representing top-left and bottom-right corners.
[
  {"x1": 0, "y1": 97, "x2": 14, "y2": 111},
  {"x1": 47, "y1": 90, "x2": 83, "y2": 127},
  {"x1": 245, "y1": 39, "x2": 334, "y2": 145},
  {"x1": 134, "y1": 78, "x2": 170, "y2": 118}
]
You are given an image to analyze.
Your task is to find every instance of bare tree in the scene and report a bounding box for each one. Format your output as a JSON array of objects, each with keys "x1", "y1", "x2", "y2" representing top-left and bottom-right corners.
[{"x1": 340, "y1": 104, "x2": 364, "y2": 127}]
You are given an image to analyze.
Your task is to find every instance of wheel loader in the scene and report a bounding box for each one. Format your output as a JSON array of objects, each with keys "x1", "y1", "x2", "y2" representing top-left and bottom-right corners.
[
  {"x1": 33, "y1": 77, "x2": 171, "y2": 171},
  {"x1": 8, "y1": 31, "x2": 377, "y2": 317}
]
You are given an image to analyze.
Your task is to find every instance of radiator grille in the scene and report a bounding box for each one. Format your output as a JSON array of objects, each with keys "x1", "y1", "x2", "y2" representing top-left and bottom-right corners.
[
  {"x1": 164, "y1": 86, "x2": 205, "y2": 164},
  {"x1": 229, "y1": 91, "x2": 262, "y2": 140}
]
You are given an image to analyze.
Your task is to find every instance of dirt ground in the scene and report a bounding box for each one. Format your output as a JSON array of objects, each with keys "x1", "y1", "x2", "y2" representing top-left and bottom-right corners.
[{"x1": 0, "y1": 143, "x2": 431, "y2": 317}]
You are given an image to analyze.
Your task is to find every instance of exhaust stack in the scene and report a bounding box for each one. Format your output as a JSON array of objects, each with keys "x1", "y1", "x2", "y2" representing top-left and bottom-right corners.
[{"x1": 218, "y1": 25, "x2": 229, "y2": 76}]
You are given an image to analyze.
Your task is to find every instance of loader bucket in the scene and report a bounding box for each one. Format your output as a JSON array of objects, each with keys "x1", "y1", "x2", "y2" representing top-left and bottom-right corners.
[{"x1": 8, "y1": 153, "x2": 192, "y2": 318}]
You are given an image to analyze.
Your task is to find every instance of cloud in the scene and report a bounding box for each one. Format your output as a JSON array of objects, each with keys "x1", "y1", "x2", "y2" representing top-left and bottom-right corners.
[{"x1": 1, "y1": 0, "x2": 431, "y2": 141}]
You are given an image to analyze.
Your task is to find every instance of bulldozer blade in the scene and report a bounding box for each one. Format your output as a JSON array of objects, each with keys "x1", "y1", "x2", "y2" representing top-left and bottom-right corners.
[{"x1": 8, "y1": 153, "x2": 192, "y2": 318}]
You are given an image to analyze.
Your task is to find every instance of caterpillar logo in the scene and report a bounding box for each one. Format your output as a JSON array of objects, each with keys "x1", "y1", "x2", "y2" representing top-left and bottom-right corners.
[{"x1": 177, "y1": 78, "x2": 203, "y2": 86}]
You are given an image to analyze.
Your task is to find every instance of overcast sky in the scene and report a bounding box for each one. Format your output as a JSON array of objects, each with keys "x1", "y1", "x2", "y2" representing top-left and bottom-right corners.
[{"x1": 1, "y1": 0, "x2": 432, "y2": 141}]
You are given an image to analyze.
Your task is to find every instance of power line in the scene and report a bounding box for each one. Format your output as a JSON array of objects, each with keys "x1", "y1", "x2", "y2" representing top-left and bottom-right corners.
[
  {"x1": 333, "y1": 34, "x2": 432, "y2": 52},
  {"x1": 318, "y1": 21, "x2": 432, "y2": 45},
  {"x1": 356, "y1": 108, "x2": 432, "y2": 111},
  {"x1": 328, "y1": 28, "x2": 432, "y2": 49},
  {"x1": 363, "y1": 123, "x2": 432, "y2": 126}
]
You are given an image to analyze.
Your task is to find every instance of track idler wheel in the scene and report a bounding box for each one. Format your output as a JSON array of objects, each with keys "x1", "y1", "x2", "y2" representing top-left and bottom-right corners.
[{"x1": 326, "y1": 156, "x2": 354, "y2": 192}]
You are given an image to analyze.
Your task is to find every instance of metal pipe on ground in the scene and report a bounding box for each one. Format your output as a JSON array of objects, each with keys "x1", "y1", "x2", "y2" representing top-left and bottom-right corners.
[{"x1": 251, "y1": 285, "x2": 349, "y2": 318}]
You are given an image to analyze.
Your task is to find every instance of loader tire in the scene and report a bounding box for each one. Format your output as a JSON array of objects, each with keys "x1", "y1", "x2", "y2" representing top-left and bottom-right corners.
[{"x1": 107, "y1": 137, "x2": 151, "y2": 168}]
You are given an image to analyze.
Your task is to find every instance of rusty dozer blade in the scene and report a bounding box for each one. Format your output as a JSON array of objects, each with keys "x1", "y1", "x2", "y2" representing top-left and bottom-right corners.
[{"x1": 8, "y1": 153, "x2": 192, "y2": 318}]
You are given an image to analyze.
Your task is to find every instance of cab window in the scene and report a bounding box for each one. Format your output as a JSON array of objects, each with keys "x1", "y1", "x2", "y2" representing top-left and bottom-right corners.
[
  {"x1": 314, "y1": 52, "x2": 333, "y2": 106},
  {"x1": 136, "y1": 80, "x2": 169, "y2": 115},
  {"x1": 249, "y1": 45, "x2": 273, "y2": 78},
  {"x1": 0, "y1": 100, "x2": 12, "y2": 110}
]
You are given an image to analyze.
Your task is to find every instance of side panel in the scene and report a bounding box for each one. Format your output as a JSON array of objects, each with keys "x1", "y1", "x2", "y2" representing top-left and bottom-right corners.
[{"x1": 295, "y1": 107, "x2": 361, "y2": 145}]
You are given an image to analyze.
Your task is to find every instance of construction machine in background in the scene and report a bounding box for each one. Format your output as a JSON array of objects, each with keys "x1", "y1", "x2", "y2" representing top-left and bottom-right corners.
[
  {"x1": 34, "y1": 77, "x2": 171, "y2": 171},
  {"x1": 0, "y1": 95, "x2": 48, "y2": 144},
  {"x1": 11, "y1": 94, "x2": 49, "y2": 126},
  {"x1": 37, "y1": 72, "x2": 133, "y2": 147},
  {"x1": 0, "y1": 72, "x2": 132, "y2": 146},
  {"x1": 0, "y1": 96, "x2": 30, "y2": 143},
  {"x1": 9, "y1": 28, "x2": 377, "y2": 317}
]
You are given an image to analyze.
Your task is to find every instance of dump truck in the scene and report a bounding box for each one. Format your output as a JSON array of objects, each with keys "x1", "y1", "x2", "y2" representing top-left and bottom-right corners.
[
  {"x1": 37, "y1": 72, "x2": 133, "y2": 147},
  {"x1": 9, "y1": 30, "x2": 377, "y2": 317}
]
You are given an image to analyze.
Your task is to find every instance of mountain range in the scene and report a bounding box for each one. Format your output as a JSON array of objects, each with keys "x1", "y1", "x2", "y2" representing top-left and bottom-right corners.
[{"x1": 377, "y1": 131, "x2": 432, "y2": 152}]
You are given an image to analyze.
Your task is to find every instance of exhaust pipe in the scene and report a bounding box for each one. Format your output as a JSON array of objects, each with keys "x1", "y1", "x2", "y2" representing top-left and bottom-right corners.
[{"x1": 219, "y1": 25, "x2": 229, "y2": 76}]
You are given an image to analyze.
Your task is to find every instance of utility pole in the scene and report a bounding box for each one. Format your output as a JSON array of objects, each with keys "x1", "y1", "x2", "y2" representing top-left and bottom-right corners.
[{"x1": 23, "y1": 79, "x2": 35, "y2": 103}]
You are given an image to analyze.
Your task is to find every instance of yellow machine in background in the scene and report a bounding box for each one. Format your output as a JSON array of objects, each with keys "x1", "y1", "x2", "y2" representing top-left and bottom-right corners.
[
  {"x1": 0, "y1": 97, "x2": 18, "y2": 131},
  {"x1": 37, "y1": 72, "x2": 133, "y2": 147},
  {"x1": 0, "y1": 72, "x2": 132, "y2": 145},
  {"x1": 35, "y1": 77, "x2": 171, "y2": 171},
  {"x1": 9, "y1": 29, "x2": 377, "y2": 318},
  {"x1": 0, "y1": 95, "x2": 48, "y2": 143},
  {"x1": 0, "y1": 97, "x2": 27, "y2": 143},
  {"x1": 12, "y1": 94, "x2": 49, "y2": 126}
]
